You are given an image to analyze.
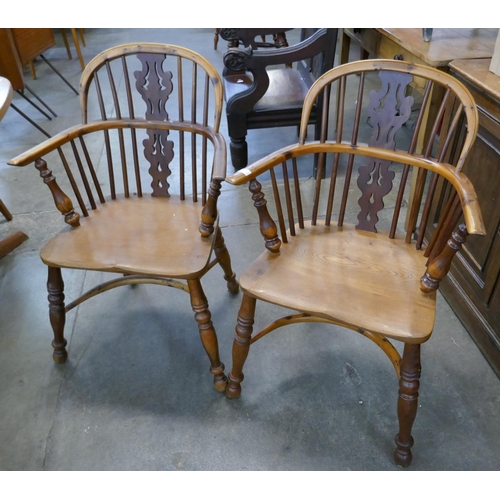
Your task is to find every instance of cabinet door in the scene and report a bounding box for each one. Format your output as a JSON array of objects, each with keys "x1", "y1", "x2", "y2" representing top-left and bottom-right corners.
[
  {"x1": 427, "y1": 100, "x2": 500, "y2": 376},
  {"x1": 456, "y1": 111, "x2": 500, "y2": 310}
]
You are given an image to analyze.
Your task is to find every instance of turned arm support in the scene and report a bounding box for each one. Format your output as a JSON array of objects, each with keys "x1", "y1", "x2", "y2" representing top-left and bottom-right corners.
[
  {"x1": 420, "y1": 223, "x2": 468, "y2": 293},
  {"x1": 35, "y1": 159, "x2": 80, "y2": 228},
  {"x1": 199, "y1": 132, "x2": 226, "y2": 237},
  {"x1": 248, "y1": 179, "x2": 281, "y2": 253}
]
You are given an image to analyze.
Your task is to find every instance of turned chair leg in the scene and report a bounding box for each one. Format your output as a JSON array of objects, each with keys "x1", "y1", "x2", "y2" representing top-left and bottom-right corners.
[
  {"x1": 214, "y1": 227, "x2": 239, "y2": 294},
  {"x1": 229, "y1": 137, "x2": 248, "y2": 170},
  {"x1": 47, "y1": 266, "x2": 68, "y2": 363},
  {"x1": 226, "y1": 293, "x2": 256, "y2": 399},
  {"x1": 394, "y1": 343, "x2": 421, "y2": 467},
  {"x1": 187, "y1": 278, "x2": 227, "y2": 392}
]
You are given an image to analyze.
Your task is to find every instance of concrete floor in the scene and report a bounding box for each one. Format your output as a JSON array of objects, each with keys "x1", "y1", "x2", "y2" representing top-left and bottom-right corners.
[{"x1": 1, "y1": 28, "x2": 499, "y2": 471}]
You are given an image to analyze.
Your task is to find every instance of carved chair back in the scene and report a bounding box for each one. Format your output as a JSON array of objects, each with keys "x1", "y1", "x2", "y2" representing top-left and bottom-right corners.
[
  {"x1": 219, "y1": 28, "x2": 292, "y2": 49},
  {"x1": 227, "y1": 59, "x2": 485, "y2": 292},
  {"x1": 34, "y1": 43, "x2": 226, "y2": 223}
]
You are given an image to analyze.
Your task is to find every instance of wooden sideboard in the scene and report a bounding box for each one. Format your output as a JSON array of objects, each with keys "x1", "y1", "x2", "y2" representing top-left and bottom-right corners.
[{"x1": 433, "y1": 58, "x2": 500, "y2": 377}]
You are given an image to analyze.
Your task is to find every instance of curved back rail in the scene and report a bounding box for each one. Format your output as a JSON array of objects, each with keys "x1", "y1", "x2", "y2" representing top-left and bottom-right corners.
[{"x1": 9, "y1": 44, "x2": 228, "y2": 235}]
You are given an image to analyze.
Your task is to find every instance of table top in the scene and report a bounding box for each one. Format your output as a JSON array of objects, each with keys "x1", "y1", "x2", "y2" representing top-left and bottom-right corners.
[
  {"x1": 379, "y1": 28, "x2": 499, "y2": 67},
  {"x1": 0, "y1": 76, "x2": 13, "y2": 121},
  {"x1": 449, "y1": 58, "x2": 500, "y2": 103}
]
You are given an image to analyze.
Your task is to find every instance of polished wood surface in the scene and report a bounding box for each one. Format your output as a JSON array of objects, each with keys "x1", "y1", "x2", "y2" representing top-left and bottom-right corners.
[
  {"x1": 8, "y1": 44, "x2": 238, "y2": 388},
  {"x1": 380, "y1": 28, "x2": 498, "y2": 67},
  {"x1": 341, "y1": 28, "x2": 498, "y2": 69},
  {"x1": 449, "y1": 58, "x2": 500, "y2": 101},
  {"x1": 241, "y1": 222, "x2": 436, "y2": 341},
  {"x1": 40, "y1": 196, "x2": 217, "y2": 278},
  {"x1": 225, "y1": 59, "x2": 485, "y2": 467}
]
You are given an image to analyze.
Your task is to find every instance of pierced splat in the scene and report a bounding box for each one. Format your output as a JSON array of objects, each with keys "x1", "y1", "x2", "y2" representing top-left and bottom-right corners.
[
  {"x1": 356, "y1": 71, "x2": 414, "y2": 232},
  {"x1": 135, "y1": 53, "x2": 175, "y2": 197}
]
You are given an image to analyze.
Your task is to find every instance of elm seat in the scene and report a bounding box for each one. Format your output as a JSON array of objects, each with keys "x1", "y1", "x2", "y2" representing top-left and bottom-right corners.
[
  {"x1": 40, "y1": 196, "x2": 218, "y2": 279},
  {"x1": 240, "y1": 222, "x2": 436, "y2": 342}
]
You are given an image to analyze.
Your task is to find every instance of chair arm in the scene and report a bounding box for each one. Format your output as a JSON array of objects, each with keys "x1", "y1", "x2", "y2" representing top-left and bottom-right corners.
[
  {"x1": 9, "y1": 119, "x2": 224, "y2": 167},
  {"x1": 226, "y1": 141, "x2": 486, "y2": 237}
]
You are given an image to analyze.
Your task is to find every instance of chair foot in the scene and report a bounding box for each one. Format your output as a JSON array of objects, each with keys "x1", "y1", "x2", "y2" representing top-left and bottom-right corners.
[
  {"x1": 212, "y1": 366, "x2": 228, "y2": 392},
  {"x1": 394, "y1": 435, "x2": 414, "y2": 467},
  {"x1": 230, "y1": 137, "x2": 248, "y2": 170},
  {"x1": 226, "y1": 373, "x2": 243, "y2": 398},
  {"x1": 52, "y1": 340, "x2": 68, "y2": 364},
  {"x1": 226, "y1": 278, "x2": 240, "y2": 294}
]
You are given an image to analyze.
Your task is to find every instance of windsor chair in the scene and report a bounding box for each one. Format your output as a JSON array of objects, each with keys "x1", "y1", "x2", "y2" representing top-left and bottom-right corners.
[
  {"x1": 224, "y1": 59, "x2": 485, "y2": 466},
  {"x1": 222, "y1": 28, "x2": 338, "y2": 170},
  {"x1": 8, "y1": 43, "x2": 239, "y2": 391}
]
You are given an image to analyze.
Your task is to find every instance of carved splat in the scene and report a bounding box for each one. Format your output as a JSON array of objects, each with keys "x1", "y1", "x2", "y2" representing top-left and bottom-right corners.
[
  {"x1": 135, "y1": 54, "x2": 175, "y2": 197},
  {"x1": 356, "y1": 71, "x2": 414, "y2": 232}
]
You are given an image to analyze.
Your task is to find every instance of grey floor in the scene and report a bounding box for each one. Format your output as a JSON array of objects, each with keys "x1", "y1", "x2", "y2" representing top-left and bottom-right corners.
[{"x1": 1, "y1": 28, "x2": 499, "y2": 471}]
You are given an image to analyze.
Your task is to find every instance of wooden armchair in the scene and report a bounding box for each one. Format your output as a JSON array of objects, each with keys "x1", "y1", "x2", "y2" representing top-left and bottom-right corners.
[
  {"x1": 8, "y1": 43, "x2": 239, "y2": 391},
  {"x1": 222, "y1": 28, "x2": 338, "y2": 170},
  {"x1": 224, "y1": 59, "x2": 485, "y2": 466}
]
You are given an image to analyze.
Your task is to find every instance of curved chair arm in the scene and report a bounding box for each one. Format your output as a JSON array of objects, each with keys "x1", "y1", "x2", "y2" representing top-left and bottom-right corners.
[
  {"x1": 9, "y1": 119, "x2": 227, "y2": 179},
  {"x1": 226, "y1": 141, "x2": 486, "y2": 237},
  {"x1": 223, "y1": 28, "x2": 334, "y2": 115}
]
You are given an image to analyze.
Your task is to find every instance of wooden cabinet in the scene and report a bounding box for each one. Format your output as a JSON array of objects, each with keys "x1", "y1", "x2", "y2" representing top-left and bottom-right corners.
[{"x1": 433, "y1": 59, "x2": 500, "y2": 377}]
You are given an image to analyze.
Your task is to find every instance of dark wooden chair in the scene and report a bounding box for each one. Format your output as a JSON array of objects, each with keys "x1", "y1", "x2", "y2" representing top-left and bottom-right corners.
[
  {"x1": 224, "y1": 59, "x2": 485, "y2": 466},
  {"x1": 222, "y1": 28, "x2": 338, "y2": 170},
  {"x1": 218, "y1": 29, "x2": 291, "y2": 50},
  {"x1": 8, "y1": 43, "x2": 239, "y2": 391}
]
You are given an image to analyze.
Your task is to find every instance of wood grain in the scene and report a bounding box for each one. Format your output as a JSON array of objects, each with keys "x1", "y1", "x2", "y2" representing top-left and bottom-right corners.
[
  {"x1": 240, "y1": 221, "x2": 436, "y2": 342},
  {"x1": 40, "y1": 195, "x2": 217, "y2": 278}
]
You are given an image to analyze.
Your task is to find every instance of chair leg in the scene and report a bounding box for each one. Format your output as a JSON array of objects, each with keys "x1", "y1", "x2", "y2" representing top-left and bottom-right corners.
[
  {"x1": 229, "y1": 137, "x2": 248, "y2": 170},
  {"x1": 214, "y1": 227, "x2": 239, "y2": 293},
  {"x1": 394, "y1": 343, "x2": 421, "y2": 467},
  {"x1": 60, "y1": 29, "x2": 72, "y2": 60},
  {"x1": 226, "y1": 293, "x2": 256, "y2": 399},
  {"x1": 187, "y1": 278, "x2": 227, "y2": 392},
  {"x1": 214, "y1": 29, "x2": 220, "y2": 50},
  {"x1": 47, "y1": 266, "x2": 68, "y2": 363},
  {"x1": 0, "y1": 199, "x2": 13, "y2": 220}
]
